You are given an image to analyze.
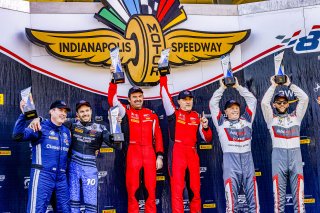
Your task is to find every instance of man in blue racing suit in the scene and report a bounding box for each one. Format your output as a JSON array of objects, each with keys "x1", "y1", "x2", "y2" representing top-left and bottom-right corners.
[
  {"x1": 30, "y1": 100, "x2": 120, "y2": 213},
  {"x1": 13, "y1": 100, "x2": 71, "y2": 213}
]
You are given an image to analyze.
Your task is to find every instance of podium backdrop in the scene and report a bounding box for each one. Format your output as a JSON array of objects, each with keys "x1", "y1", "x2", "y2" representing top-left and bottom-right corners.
[{"x1": 1, "y1": 0, "x2": 320, "y2": 212}]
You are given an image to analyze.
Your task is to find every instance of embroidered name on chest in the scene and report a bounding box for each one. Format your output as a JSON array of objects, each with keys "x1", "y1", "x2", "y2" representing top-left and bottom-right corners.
[
  {"x1": 130, "y1": 113, "x2": 140, "y2": 123},
  {"x1": 74, "y1": 128, "x2": 83, "y2": 133},
  {"x1": 49, "y1": 136, "x2": 58, "y2": 140}
]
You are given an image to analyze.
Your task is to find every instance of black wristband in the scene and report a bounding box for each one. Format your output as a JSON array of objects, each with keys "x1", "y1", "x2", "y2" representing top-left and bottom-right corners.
[{"x1": 156, "y1": 152, "x2": 164, "y2": 158}]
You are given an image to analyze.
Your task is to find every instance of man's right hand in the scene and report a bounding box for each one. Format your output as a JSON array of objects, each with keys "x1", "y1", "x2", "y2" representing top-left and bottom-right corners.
[
  {"x1": 110, "y1": 65, "x2": 116, "y2": 83},
  {"x1": 156, "y1": 156, "x2": 163, "y2": 170},
  {"x1": 110, "y1": 65, "x2": 115, "y2": 74},
  {"x1": 200, "y1": 111, "x2": 208, "y2": 129},
  {"x1": 20, "y1": 100, "x2": 26, "y2": 113},
  {"x1": 29, "y1": 117, "x2": 41, "y2": 132},
  {"x1": 219, "y1": 78, "x2": 227, "y2": 89},
  {"x1": 270, "y1": 75, "x2": 278, "y2": 87}
]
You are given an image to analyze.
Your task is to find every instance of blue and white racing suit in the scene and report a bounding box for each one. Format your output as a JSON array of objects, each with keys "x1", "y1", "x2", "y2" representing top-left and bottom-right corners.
[
  {"x1": 13, "y1": 114, "x2": 71, "y2": 213},
  {"x1": 210, "y1": 86, "x2": 260, "y2": 213},
  {"x1": 261, "y1": 84, "x2": 308, "y2": 213}
]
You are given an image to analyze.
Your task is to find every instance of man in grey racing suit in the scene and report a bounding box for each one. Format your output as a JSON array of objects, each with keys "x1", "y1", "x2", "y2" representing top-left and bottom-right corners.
[
  {"x1": 209, "y1": 77, "x2": 260, "y2": 213},
  {"x1": 261, "y1": 76, "x2": 308, "y2": 213}
]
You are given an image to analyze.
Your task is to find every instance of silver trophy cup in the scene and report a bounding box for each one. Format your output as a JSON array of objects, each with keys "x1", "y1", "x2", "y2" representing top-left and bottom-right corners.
[
  {"x1": 158, "y1": 48, "x2": 171, "y2": 76},
  {"x1": 110, "y1": 47, "x2": 125, "y2": 84},
  {"x1": 274, "y1": 51, "x2": 287, "y2": 84},
  {"x1": 21, "y1": 87, "x2": 38, "y2": 120},
  {"x1": 108, "y1": 106, "x2": 124, "y2": 142}
]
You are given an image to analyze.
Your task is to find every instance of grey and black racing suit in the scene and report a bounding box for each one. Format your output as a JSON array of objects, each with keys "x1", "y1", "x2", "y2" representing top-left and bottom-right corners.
[
  {"x1": 64, "y1": 119, "x2": 114, "y2": 213},
  {"x1": 210, "y1": 86, "x2": 260, "y2": 213},
  {"x1": 261, "y1": 84, "x2": 308, "y2": 213}
]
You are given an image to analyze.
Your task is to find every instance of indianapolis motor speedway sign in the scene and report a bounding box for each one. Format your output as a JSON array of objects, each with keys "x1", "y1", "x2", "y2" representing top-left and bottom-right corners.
[{"x1": 26, "y1": 0, "x2": 250, "y2": 86}]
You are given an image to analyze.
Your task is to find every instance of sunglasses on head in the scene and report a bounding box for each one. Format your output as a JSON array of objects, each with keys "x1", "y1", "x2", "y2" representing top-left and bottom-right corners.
[{"x1": 275, "y1": 101, "x2": 288, "y2": 105}]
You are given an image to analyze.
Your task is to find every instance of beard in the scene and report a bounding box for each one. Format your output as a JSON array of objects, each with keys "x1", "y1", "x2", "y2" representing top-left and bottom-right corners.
[{"x1": 275, "y1": 108, "x2": 288, "y2": 115}]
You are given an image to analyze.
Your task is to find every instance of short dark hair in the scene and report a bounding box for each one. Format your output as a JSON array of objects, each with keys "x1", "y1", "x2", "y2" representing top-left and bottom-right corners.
[
  {"x1": 178, "y1": 90, "x2": 193, "y2": 100},
  {"x1": 128, "y1": 86, "x2": 143, "y2": 97},
  {"x1": 273, "y1": 93, "x2": 288, "y2": 103},
  {"x1": 224, "y1": 100, "x2": 240, "y2": 110},
  {"x1": 50, "y1": 100, "x2": 70, "y2": 112},
  {"x1": 76, "y1": 100, "x2": 91, "y2": 112}
]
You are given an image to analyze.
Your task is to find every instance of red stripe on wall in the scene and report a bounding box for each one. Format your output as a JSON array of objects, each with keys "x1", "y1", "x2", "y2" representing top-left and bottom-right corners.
[{"x1": 0, "y1": 44, "x2": 284, "y2": 100}]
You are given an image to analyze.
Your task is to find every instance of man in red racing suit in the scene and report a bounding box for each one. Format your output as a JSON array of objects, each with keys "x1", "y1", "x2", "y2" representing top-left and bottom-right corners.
[
  {"x1": 108, "y1": 67, "x2": 164, "y2": 213},
  {"x1": 159, "y1": 75, "x2": 212, "y2": 213}
]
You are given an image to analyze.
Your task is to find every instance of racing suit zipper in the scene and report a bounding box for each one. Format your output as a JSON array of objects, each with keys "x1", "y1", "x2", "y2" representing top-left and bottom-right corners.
[
  {"x1": 139, "y1": 111, "x2": 143, "y2": 154},
  {"x1": 83, "y1": 126, "x2": 85, "y2": 155},
  {"x1": 58, "y1": 131, "x2": 62, "y2": 174}
]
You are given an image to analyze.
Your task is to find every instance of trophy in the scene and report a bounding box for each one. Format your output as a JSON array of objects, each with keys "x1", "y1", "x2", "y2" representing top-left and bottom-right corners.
[
  {"x1": 108, "y1": 106, "x2": 124, "y2": 142},
  {"x1": 110, "y1": 47, "x2": 125, "y2": 84},
  {"x1": 158, "y1": 48, "x2": 171, "y2": 76},
  {"x1": 274, "y1": 51, "x2": 287, "y2": 84},
  {"x1": 220, "y1": 54, "x2": 236, "y2": 87},
  {"x1": 21, "y1": 87, "x2": 38, "y2": 120}
]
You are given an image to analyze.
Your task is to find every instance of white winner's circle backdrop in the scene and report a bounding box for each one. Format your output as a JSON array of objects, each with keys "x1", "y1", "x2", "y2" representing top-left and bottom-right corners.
[{"x1": 1, "y1": 0, "x2": 320, "y2": 212}]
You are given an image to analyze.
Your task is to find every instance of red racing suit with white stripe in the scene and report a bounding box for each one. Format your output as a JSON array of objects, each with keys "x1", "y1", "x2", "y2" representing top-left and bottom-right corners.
[
  {"x1": 108, "y1": 82, "x2": 164, "y2": 213},
  {"x1": 209, "y1": 85, "x2": 259, "y2": 213},
  {"x1": 160, "y1": 76, "x2": 212, "y2": 213},
  {"x1": 261, "y1": 84, "x2": 308, "y2": 213}
]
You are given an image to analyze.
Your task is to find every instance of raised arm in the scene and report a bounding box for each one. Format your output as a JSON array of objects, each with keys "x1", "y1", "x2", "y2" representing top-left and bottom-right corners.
[
  {"x1": 237, "y1": 85, "x2": 257, "y2": 122},
  {"x1": 209, "y1": 80, "x2": 226, "y2": 127},
  {"x1": 107, "y1": 82, "x2": 126, "y2": 118},
  {"x1": 13, "y1": 100, "x2": 41, "y2": 141},
  {"x1": 261, "y1": 79, "x2": 276, "y2": 128},
  {"x1": 12, "y1": 114, "x2": 40, "y2": 142},
  {"x1": 198, "y1": 112, "x2": 212, "y2": 142},
  {"x1": 159, "y1": 75, "x2": 175, "y2": 116},
  {"x1": 290, "y1": 84, "x2": 309, "y2": 122}
]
